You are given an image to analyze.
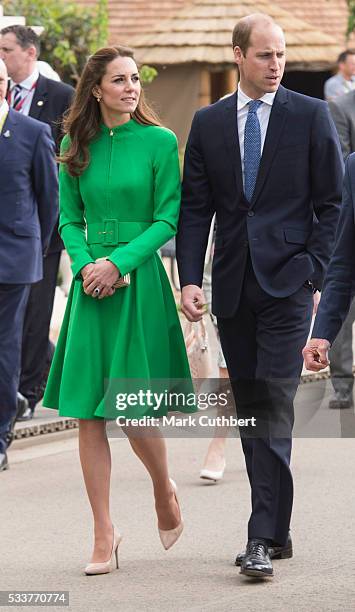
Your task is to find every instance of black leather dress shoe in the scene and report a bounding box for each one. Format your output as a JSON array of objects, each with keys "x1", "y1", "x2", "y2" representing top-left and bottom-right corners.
[
  {"x1": 16, "y1": 407, "x2": 34, "y2": 422},
  {"x1": 16, "y1": 392, "x2": 29, "y2": 421},
  {"x1": 328, "y1": 395, "x2": 354, "y2": 410},
  {"x1": 0, "y1": 452, "x2": 9, "y2": 472},
  {"x1": 240, "y1": 539, "x2": 273, "y2": 578},
  {"x1": 235, "y1": 532, "x2": 293, "y2": 566}
]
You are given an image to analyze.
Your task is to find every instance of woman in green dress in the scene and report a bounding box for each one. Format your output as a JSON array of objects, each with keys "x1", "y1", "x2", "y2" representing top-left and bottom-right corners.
[{"x1": 43, "y1": 45, "x2": 195, "y2": 574}]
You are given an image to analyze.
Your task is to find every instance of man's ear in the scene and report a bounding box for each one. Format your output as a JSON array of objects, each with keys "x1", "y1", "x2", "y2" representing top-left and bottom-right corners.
[
  {"x1": 27, "y1": 45, "x2": 38, "y2": 61},
  {"x1": 233, "y1": 46, "x2": 243, "y2": 66}
]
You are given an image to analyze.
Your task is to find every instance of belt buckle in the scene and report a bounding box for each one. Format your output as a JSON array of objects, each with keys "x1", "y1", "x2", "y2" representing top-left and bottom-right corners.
[{"x1": 103, "y1": 219, "x2": 118, "y2": 245}]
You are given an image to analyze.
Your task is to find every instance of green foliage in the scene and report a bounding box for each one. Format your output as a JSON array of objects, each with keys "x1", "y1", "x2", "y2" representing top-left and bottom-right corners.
[
  {"x1": 139, "y1": 65, "x2": 158, "y2": 84},
  {"x1": 347, "y1": 0, "x2": 355, "y2": 37},
  {"x1": 2, "y1": 0, "x2": 108, "y2": 84}
]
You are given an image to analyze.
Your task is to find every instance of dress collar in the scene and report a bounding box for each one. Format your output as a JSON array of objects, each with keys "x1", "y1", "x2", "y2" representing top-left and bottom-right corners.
[
  {"x1": 10, "y1": 67, "x2": 39, "y2": 91},
  {"x1": 237, "y1": 85, "x2": 277, "y2": 110}
]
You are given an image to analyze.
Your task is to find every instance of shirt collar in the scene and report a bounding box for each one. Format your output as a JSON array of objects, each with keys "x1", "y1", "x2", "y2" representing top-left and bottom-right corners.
[
  {"x1": 237, "y1": 85, "x2": 277, "y2": 110},
  {"x1": 10, "y1": 67, "x2": 39, "y2": 92},
  {"x1": 0, "y1": 99, "x2": 9, "y2": 123}
]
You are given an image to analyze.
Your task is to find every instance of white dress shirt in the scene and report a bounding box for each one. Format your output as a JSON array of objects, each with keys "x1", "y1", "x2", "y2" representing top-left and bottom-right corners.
[
  {"x1": 0, "y1": 99, "x2": 9, "y2": 133},
  {"x1": 9, "y1": 67, "x2": 39, "y2": 116},
  {"x1": 237, "y1": 86, "x2": 276, "y2": 186}
]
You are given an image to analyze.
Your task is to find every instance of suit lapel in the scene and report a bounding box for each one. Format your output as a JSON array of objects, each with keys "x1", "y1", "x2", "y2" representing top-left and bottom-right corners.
[
  {"x1": 0, "y1": 108, "x2": 18, "y2": 161},
  {"x1": 29, "y1": 74, "x2": 48, "y2": 119},
  {"x1": 221, "y1": 93, "x2": 244, "y2": 196},
  {"x1": 250, "y1": 86, "x2": 289, "y2": 207}
]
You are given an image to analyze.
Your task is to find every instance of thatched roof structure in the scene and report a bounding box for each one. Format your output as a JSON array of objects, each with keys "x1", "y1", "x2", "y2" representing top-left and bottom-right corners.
[
  {"x1": 129, "y1": 0, "x2": 341, "y2": 70},
  {"x1": 279, "y1": 0, "x2": 353, "y2": 46}
]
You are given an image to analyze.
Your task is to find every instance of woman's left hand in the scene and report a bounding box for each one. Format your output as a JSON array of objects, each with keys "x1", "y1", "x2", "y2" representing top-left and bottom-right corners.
[{"x1": 83, "y1": 259, "x2": 120, "y2": 299}]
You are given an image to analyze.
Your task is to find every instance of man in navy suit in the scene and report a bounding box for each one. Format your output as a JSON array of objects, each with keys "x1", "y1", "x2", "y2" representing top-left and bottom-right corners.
[
  {"x1": 0, "y1": 25, "x2": 74, "y2": 419},
  {"x1": 176, "y1": 14, "x2": 343, "y2": 578},
  {"x1": 303, "y1": 155, "x2": 355, "y2": 372},
  {"x1": 0, "y1": 58, "x2": 58, "y2": 471}
]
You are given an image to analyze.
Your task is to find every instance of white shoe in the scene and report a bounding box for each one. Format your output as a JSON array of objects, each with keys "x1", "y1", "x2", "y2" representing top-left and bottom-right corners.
[
  {"x1": 200, "y1": 459, "x2": 226, "y2": 482},
  {"x1": 84, "y1": 525, "x2": 122, "y2": 575},
  {"x1": 158, "y1": 478, "x2": 184, "y2": 550}
]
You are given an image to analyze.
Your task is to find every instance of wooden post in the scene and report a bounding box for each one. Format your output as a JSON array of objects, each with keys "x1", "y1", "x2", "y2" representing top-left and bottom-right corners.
[
  {"x1": 198, "y1": 69, "x2": 211, "y2": 107},
  {"x1": 225, "y1": 69, "x2": 237, "y2": 93}
]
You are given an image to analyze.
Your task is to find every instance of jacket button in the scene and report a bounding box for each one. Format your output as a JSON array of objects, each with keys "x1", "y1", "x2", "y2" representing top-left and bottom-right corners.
[{"x1": 247, "y1": 211, "x2": 255, "y2": 217}]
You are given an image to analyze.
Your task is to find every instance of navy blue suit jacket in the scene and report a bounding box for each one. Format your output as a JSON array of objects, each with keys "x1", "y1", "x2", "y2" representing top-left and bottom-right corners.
[
  {"x1": 0, "y1": 108, "x2": 58, "y2": 284},
  {"x1": 176, "y1": 86, "x2": 344, "y2": 317},
  {"x1": 312, "y1": 154, "x2": 355, "y2": 343}
]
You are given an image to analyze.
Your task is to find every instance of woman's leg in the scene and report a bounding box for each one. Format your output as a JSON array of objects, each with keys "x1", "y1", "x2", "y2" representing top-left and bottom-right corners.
[
  {"x1": 78, "y1": 419, "x2": 114, "y2": 563},
  {"x1": 201, "y1": 366, "x2": 229, "y2": 472},
  {"x1": 122, "y1": 426, "x2": 181, "y2": 531}
]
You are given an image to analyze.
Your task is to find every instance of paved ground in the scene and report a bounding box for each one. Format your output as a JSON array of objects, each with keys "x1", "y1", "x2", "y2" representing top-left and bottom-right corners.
[
  {"x1": 2, "y1": 431, "x2": 355, "y2": 612},
  {"x1": 3, "y1": 272, "x2": 355, "y2": 611}
]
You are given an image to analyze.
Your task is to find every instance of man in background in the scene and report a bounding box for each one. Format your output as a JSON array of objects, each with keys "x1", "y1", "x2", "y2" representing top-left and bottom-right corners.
[
  {"x1": 0, "y1": 58, "x2": 58, "y2": 471},
  {"x1": 0, "y1": 25, "x2": 74, "y2": 420},
  {"x1": 326, "y1": 91, "x2": 355, "y2": 409},
  {"x1": 324, "y1": 49, "x2": 355, "y2": 101}
]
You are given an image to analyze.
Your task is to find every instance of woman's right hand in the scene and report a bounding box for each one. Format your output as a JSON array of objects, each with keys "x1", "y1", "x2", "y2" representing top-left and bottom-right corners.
[{"x1": 81, "y1": 263, "x2": 116, "y2": 298}]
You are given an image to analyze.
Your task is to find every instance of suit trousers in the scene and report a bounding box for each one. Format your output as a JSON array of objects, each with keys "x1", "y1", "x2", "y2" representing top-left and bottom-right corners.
[
  {"x1": 218, "y1": 255, "x2": 313, "y2": 546},
  {"x1": 329, "y1": 296, "x2": 355, "y2": 399},
  {"x1": 20, "y1": 251, "x2": 61, "y2": 406},
  {"x1": 0, "y1": 283, "x2": 30, "y2": 453}
]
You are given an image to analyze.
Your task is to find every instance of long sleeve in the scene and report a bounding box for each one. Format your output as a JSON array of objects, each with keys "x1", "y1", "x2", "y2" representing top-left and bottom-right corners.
[
  {"x1": 328, "y1": 100, "x2": 351, "y2": 160},
  {"x1": 107, "y1": 129, "x2": 181, "y2": 276},
  {"x1": 312, "y1": 156, "x2": 355, "y2": 343},
  {"x1": 307, "y1": 101, "x2": 344, "y2": 289},
  {"x1": 176, "y1": 111, "x2": 215, "y2": 288},
  {"x1": 31, "y1": 123, "x2": 58, "y2": 254},
  {"x1": 58, "y1": 136, "x2": 95, "y2": 278}
]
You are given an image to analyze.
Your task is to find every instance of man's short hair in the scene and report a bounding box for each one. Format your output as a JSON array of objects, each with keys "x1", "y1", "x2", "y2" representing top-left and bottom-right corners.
[
  {"x1": 337, "y1": 49, "x2": 355, "y2": 64},
  {"x1": 232, "y1": 14, "x2": 279, "y2": 56},
  {"x1": 0, "y1": 25, "x2": 40, "y2": 56}
]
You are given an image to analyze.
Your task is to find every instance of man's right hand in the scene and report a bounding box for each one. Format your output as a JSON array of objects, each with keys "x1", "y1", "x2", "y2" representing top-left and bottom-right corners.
[
  {"x1": 181, "y1": 284, "x2": 206, "y2": 322},
  {"x1": 302, "y1": 338, "x2": 331, "y2": 371}
]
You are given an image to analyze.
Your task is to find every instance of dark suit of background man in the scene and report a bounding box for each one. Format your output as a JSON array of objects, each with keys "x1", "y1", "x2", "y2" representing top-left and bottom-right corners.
[
  {"x1": 176, "y1": 13, "x2": 343, "y2": 579},
  {"x1": 0, "y1": 58, "x2": 58, "y2": 471},
  {"x1": 0, "y1": 25, "x2": 74, "y2": 420},
  {"x1": 326, "y1": 91, "x2": 355, "y2": 409},
  {"x1": 303, "y1": 153, "x2": 355, "y2": 377}
]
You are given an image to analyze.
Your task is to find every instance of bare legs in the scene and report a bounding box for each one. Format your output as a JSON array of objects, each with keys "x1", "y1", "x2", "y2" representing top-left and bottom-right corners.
[
  {"x1": 201, "y1": 366, "x2": 229, "y2": 474},
  {"x1": 79, "y1": 420, "x2": 113, "y2": 563},
  {"x1": 123, "y1": 426, "x2": 181, "y2": 530},
  {"x1": 79, "y1": 419, "x2": 180, "y2": 563}
]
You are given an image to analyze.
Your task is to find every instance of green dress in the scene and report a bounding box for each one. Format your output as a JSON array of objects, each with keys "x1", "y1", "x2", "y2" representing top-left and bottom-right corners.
[{"x1": 43, "y1": 119, "x2": 195, "y2": 420}]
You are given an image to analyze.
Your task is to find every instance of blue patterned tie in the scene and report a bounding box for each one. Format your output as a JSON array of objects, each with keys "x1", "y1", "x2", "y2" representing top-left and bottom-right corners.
[{"x1": 244, "y1": 99, "x2": 262, "y2": 202}]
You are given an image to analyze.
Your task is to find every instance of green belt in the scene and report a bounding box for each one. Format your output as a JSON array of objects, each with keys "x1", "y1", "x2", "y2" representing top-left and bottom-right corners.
[{"x1": 86, "y1": 220, "x2": 152, "y2": 246}]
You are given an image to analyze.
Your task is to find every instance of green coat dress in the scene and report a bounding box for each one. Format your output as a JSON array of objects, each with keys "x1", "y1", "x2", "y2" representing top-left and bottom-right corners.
[{"x1": 43, "y1": 119, "x2": 195, "y2": 420}]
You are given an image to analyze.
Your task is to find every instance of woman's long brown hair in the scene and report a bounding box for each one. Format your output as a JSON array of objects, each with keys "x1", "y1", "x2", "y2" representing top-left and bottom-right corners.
[{"x1": 58, "y1": 45, "x2": 161, "y2": 176}]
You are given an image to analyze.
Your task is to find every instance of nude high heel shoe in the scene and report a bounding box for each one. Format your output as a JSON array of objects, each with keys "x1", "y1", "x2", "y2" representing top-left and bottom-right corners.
[
  {"x1": 158, "y1": 478, "x2": 184, "y2": 550},
  {"x1": 84, "y1": 525, "x2": 122, "y2": 575}
]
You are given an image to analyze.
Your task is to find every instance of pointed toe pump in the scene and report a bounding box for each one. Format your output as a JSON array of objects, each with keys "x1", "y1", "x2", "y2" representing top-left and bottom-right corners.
[
  {"x1": 84, "y1": 526, "x2": 122, "y2": 575},
  {"x1": 158, "y1": 478, "x2": 184, "y2": 551}
]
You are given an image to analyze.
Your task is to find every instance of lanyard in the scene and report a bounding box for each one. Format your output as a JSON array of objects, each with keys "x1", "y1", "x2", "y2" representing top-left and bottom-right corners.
[
  {"x1": 0, "y1": 111, "x2": 8, "y2": 133},
  {"x1": 7, "y1": 79, "x2": 38, "y2": 112}
]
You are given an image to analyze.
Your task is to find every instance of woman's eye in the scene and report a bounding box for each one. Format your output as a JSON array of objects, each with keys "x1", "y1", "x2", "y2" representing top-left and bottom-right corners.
[{"x1": 132, "y1": 76, "x2": 140, "y2": 82}]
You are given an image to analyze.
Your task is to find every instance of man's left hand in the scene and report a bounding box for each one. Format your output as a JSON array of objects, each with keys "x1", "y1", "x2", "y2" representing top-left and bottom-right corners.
[{"x1": 302, "y1": 338, "x2": 330, "y2": 371}]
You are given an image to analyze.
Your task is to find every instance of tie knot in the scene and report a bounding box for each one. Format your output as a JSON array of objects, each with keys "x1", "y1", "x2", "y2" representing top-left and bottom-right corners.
[
  {"x1": 13, "y1": 84, "x2": 22, "y2": 93},
  {"x1": 248, "y1": 99, "x2": 262, "y2": 114}
]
